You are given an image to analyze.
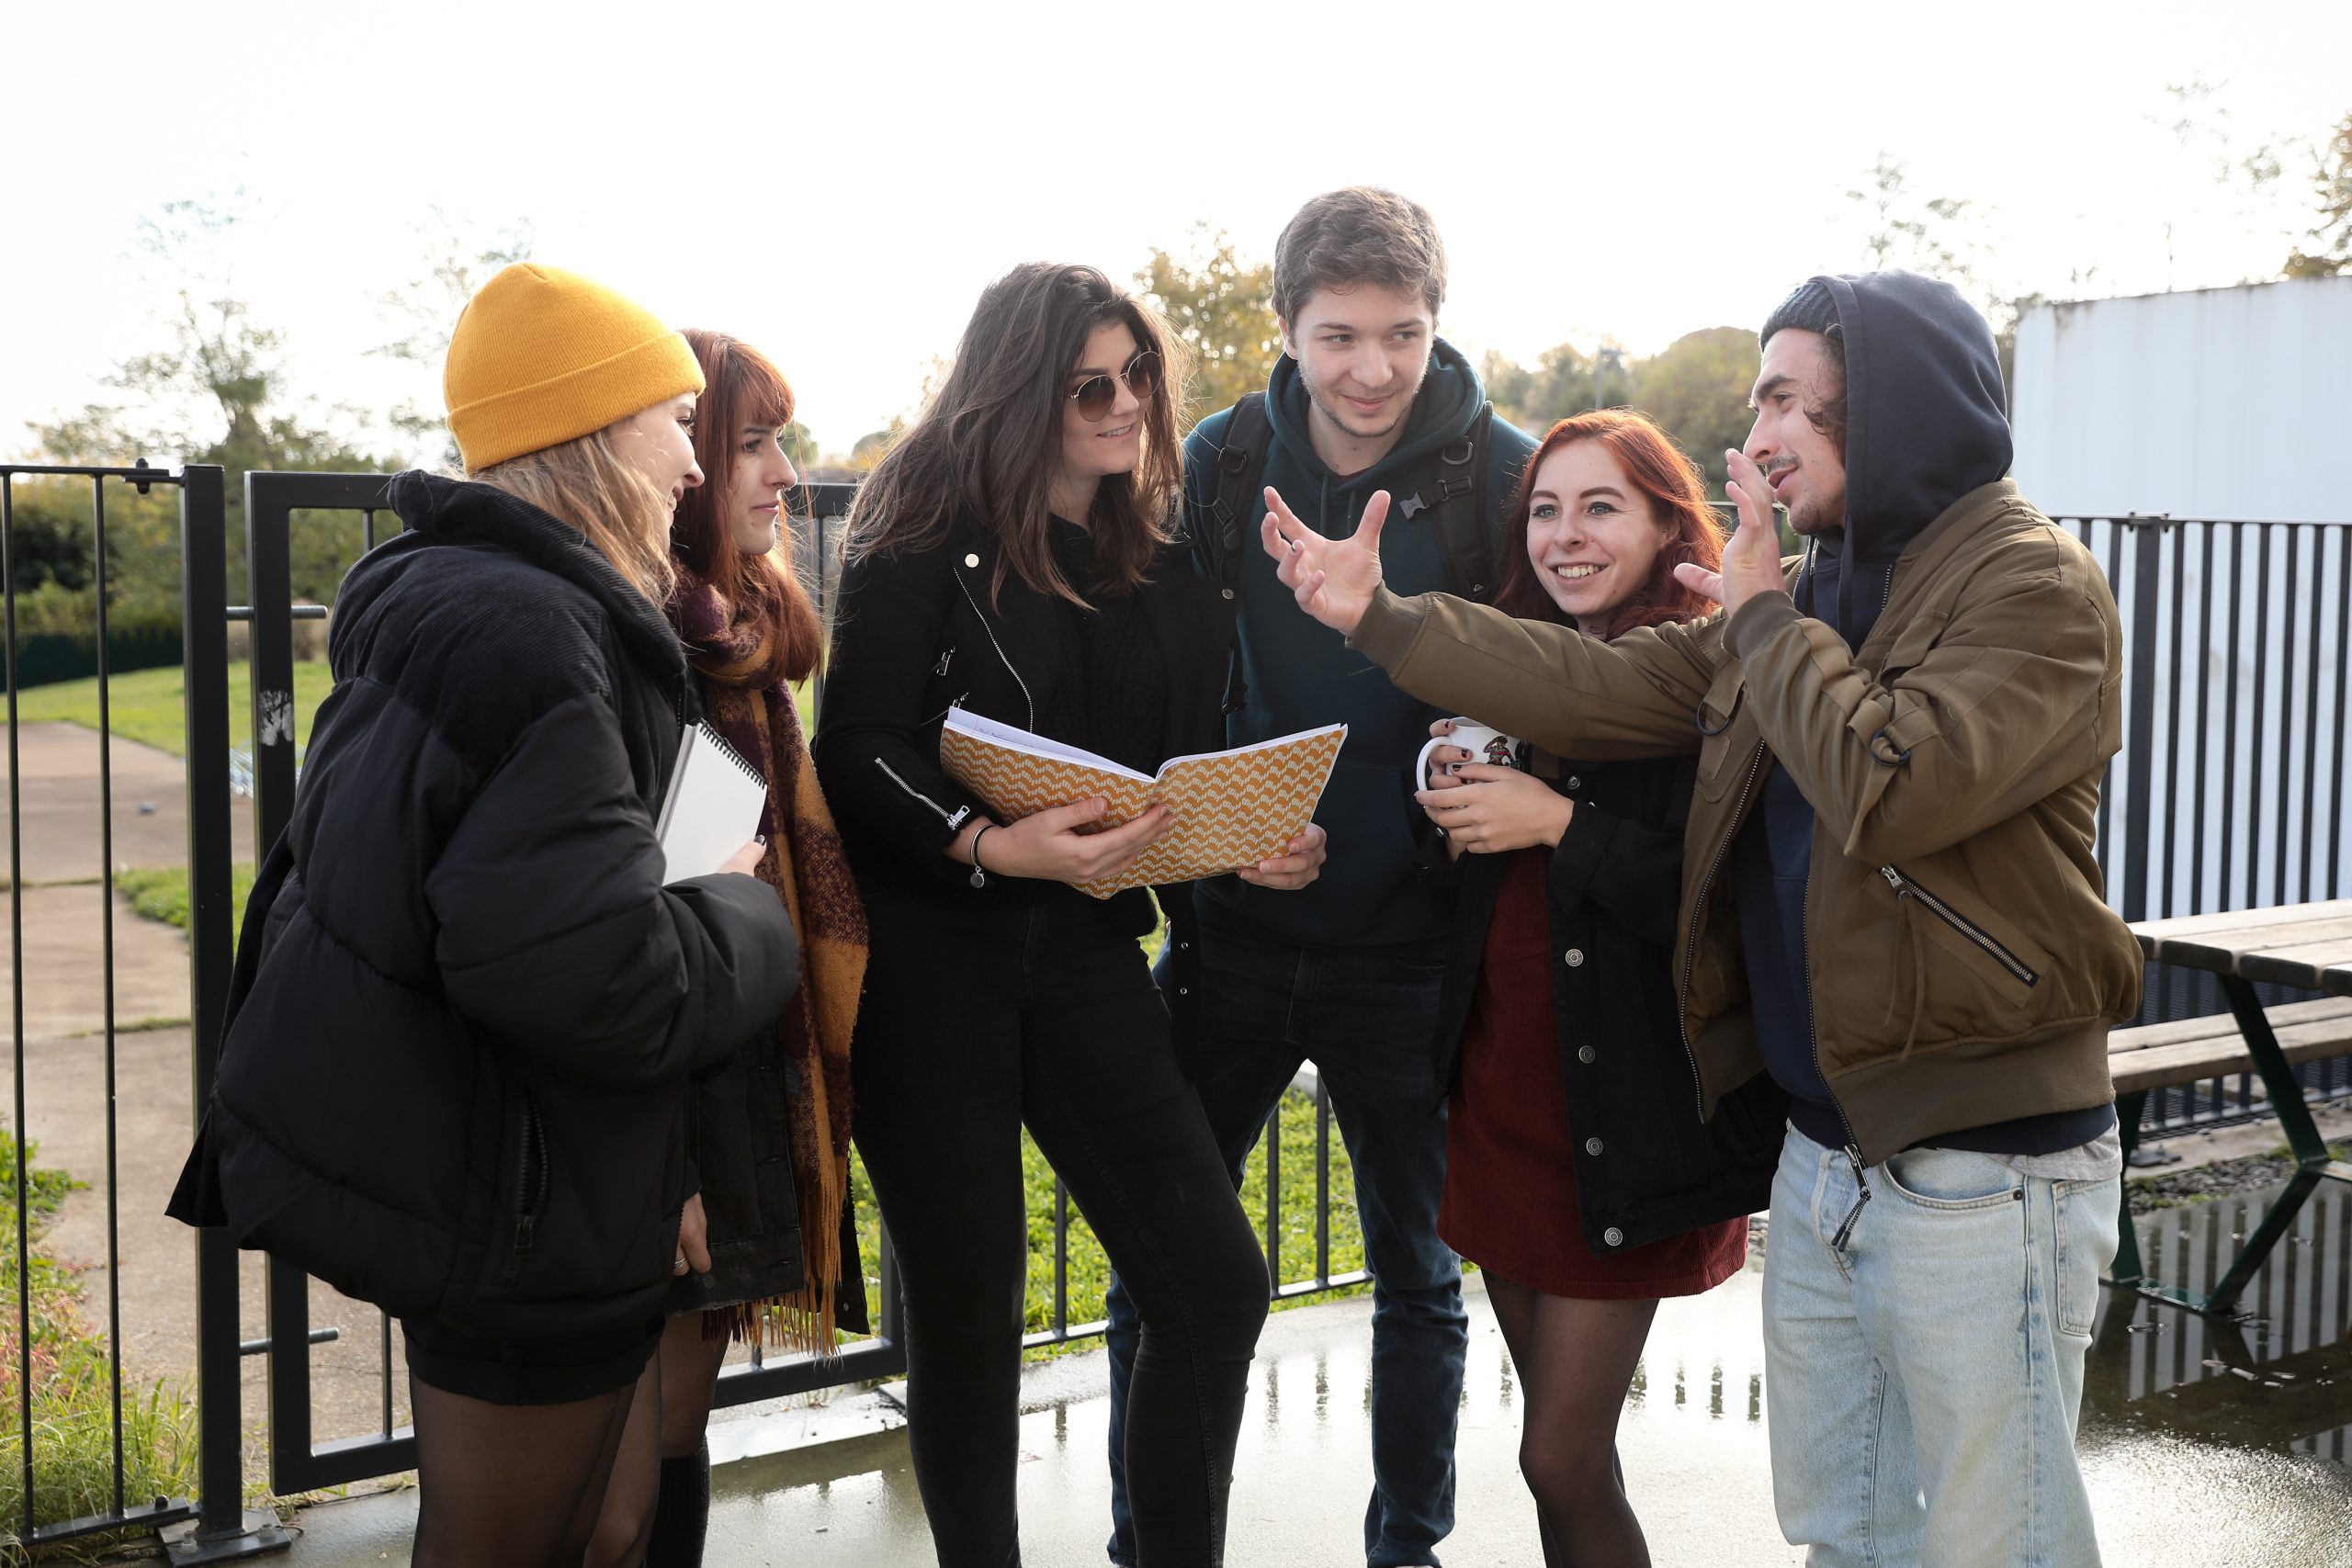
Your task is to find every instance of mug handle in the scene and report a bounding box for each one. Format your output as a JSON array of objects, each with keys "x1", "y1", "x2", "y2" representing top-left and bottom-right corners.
[{"x1": 1415, "y1": 733, "x2": 1457, "y2": 792}]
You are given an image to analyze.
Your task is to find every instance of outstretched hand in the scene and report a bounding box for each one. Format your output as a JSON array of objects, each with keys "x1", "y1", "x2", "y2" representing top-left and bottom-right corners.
[
  {"x1": 1673, "y1": 449, "x2": 1790, "y2": 616},
  {"x1": 1261, "y1": 486, "x2": 1388, "y2": 637}
]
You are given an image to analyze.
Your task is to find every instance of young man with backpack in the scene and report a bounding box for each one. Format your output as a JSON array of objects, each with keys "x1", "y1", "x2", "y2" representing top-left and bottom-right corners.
[{"x1": 1102, "y1": 186, "x2": 1538, "y2": 1568}]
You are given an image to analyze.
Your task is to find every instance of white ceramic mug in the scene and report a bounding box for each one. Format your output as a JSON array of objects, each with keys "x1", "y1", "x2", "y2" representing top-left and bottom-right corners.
[{"x1": 1415, "y1": 721, "x2": 1530, "y2": 791}]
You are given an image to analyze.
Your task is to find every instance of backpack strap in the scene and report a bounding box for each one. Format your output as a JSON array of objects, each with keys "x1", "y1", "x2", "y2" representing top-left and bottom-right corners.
[
  {"x1": 1203, "y1": 392, "x2": 1273, "y2": 713},
  {"x1": 1392, "y1": 401, "x2": 1498, "y2": 603}
]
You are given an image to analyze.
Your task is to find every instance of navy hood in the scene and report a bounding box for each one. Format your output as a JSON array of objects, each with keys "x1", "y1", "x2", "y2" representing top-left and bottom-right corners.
[{"x1": 1772, "y1": 271, "x2": 2012, "y2": 649}]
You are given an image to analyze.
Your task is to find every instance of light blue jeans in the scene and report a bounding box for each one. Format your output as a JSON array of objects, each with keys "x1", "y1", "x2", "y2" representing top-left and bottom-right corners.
[{"x1": 1762, "y1": 1125, "x2": 2120, "y2": 1567}]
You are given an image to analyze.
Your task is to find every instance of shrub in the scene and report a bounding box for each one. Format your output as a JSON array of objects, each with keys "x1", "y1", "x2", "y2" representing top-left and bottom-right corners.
[{"x1": 0, "y1": 1130, "x2": 197, "y2": 1545}]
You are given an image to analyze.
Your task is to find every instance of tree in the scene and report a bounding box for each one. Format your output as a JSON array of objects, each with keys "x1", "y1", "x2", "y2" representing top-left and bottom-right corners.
[
  {"x1": 370, "y1": 212, "x2": 536, "y2": 467},
  {"x1": 1629, "y1": 328, "x2": 1758, "y2": 492},
  {"x1": 1135, "y1": 226, "x2": 1281, "y2": 430},
  {"x1": 30, "y1": 196, "x2": 390, "y2": 607},
  {"x1": 1845, "y1": 152, "x2": 1987, "y2": 294},
  {"x1": 2283, "y1": 112, "x2": 2352, "y2": 277},
  {"x1": 1481, "y1": 343, "x2": 1597, "y2": 434},
  {"x1": 782, "y1": 421, "x2": 820, "y2": 472}
]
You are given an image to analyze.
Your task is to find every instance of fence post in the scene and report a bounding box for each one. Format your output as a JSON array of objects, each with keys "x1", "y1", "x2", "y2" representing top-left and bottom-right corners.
[
  {"x1": 175, "y1": 463, "x2": 291, "y2": 1560},
  {"x1": 2120, "y1": 520, "x2": 2165, "y2": 925}
]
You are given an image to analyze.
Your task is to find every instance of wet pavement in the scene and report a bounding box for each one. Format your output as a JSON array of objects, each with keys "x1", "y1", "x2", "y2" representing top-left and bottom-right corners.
[{"x1": 284, "y1": 1179, "x2": 2352, "y2": 1567}]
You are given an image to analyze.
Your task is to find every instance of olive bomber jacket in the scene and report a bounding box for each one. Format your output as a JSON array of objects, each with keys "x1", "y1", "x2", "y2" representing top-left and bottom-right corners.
[{"x1": 1348, "y1": 479, "x2": 2143, "y2": 1166}]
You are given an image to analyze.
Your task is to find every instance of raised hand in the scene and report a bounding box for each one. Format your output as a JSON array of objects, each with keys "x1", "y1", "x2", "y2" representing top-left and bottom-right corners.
[
  {"x1": 1673, "y1": 448, "x2": 1789, "y2": 615},
  {"x1": 1261, "y1": 485, "x2": 1389, "y2": 637}
]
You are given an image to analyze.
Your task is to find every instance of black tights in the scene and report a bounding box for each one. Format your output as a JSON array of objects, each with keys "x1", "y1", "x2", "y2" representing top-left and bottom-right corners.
[
  {"x1": 587, "y1": 1314, "x2": 730, "y2": 1566},
  {"x1": 1483, "y1": 1273, "x2": 1658, "y2": 1568},
  {"x1": 854, "y1": 887, "x2": 1269, "y2": 1567},
  {"x1": 408, "y1": 1373, "x2": 636, "y2": 1568}
]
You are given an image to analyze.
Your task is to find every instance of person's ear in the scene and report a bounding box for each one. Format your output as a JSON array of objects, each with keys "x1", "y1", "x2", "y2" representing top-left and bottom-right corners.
[{"x1": 1277, "y1": 319, "x2": 1297, "y2": 360}]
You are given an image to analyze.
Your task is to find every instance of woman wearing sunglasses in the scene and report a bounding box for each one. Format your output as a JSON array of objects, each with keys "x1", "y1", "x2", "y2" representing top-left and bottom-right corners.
[{"x1": 814, "y1": 262, "x2": 1324, "y2": 1567}]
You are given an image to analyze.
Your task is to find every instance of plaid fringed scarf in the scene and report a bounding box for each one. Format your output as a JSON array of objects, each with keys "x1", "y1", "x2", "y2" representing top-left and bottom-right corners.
[{"x1": 672, "y1": 565, "x2": 867, "y2": 1355}]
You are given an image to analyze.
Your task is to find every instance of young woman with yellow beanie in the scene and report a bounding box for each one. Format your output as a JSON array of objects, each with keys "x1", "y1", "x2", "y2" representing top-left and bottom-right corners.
[
  {"x1": 169, "y1": 264, "x2": 800, "y2": 1567},
  {"x1": 585, "y1": 330, "x2": 869, "y2": 1568},
  {"x1": 813, "y1": 264, "x2": 1326, "y2": 1567}
]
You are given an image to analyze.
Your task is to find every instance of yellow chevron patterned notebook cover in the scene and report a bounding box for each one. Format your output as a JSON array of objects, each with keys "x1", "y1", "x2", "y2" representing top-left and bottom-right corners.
[{"x1": 938, "y1": 711, "x2": 1346, "y2": 898}]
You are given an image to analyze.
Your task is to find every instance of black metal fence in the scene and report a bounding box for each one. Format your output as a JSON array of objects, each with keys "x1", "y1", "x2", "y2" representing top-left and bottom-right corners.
[
  {"x1": 0, "y1": 460, "x2": 276, "y2": 1559},
  {"x1": 2060, "y1": 514, "x2": 2352, "y2": 1139},
  {"x1": 2, "y1": 471, "x2": 2348, "y2": 1553}
]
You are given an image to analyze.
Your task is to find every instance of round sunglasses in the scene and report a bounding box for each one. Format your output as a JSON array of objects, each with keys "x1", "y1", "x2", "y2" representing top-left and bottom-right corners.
[{"x1": 1067, "y1": 350, "x2": 1160, "y2": 422}]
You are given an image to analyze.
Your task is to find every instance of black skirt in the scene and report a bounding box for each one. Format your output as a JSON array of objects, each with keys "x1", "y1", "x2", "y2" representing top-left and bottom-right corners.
[{"x1": 401, "y1": 1315, "x2": 662, "y2": 1406}]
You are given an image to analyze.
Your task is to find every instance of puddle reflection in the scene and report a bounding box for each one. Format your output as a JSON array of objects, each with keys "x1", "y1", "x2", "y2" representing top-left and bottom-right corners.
[{"x1": 2089, "y1": 1176, "x2": 2352, "y2": 1465}]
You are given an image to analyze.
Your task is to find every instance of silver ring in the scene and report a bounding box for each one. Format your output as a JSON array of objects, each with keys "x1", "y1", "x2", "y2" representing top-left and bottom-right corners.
[{"x1": 673, "y1": 1256, "x2": 690, "y2": 1274}]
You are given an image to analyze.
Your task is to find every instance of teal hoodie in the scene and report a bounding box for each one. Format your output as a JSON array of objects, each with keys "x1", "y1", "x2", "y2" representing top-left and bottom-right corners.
[{"x1": 1183, "y1": 339, "x2": 1536, "y2": 956}]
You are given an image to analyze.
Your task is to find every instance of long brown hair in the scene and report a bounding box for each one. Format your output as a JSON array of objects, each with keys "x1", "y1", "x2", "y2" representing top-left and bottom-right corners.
[
  {"x1": 673, "y1": 329, "x2": 824, "y2": 680},
  {"x1": 845, "y1": 263, "x2": 1183, "y2": 606},
  {"x1": 1492, "y1": 410, "x2": 1725, "y2": 637}
]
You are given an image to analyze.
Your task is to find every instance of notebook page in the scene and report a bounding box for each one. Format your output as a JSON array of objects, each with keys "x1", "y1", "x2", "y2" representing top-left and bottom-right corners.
[{"x1": 656, "y1": 724, "x2": 769, "y2": 883}]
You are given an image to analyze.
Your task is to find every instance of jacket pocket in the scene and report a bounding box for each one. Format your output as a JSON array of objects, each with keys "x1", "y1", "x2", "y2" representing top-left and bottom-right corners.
[
  {"x1": 501, "y1": 1087, "x2": 550, "y2": 1286},
  {"x1": 1877, "y1": 866, "x2": 2044, "y2": 1005},
  {"x1": 1862, "y1": 866, "x2": 2059, "y2": 1058},
  {"x1": 1692, "y1": 665, "x2": 1752, "y2": 801}
]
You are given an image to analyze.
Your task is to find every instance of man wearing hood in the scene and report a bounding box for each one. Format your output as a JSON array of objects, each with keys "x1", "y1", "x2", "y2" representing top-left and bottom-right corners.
[
  {"x1": 1260, "y1": 271, "x2": 2143, "y2": 1564},
  {"x1": 1102, "y1": 186, "x2": 1538, "y2": 1568}
]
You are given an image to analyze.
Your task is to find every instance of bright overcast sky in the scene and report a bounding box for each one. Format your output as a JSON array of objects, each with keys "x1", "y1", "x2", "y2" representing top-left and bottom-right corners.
[{"x1": 6, "y1": 0, "x2": 2349, "y2": 465}]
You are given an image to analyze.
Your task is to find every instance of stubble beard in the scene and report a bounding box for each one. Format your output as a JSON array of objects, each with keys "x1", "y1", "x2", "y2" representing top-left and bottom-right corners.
[{"x1": 1302, "y1": 361, "x2": 1427, "y2": 451}]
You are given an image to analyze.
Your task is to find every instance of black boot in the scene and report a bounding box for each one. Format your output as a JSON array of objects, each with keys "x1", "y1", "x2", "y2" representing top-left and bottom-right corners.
[{"x1": 643, "y1": 1439, "x2": 711, "y2": 1567}]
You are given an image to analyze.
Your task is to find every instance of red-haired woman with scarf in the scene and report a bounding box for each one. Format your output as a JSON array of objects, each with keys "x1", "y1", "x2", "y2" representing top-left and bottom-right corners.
[{"x1": 590, "y1": 331, "x2": 867, "y2": 1567}]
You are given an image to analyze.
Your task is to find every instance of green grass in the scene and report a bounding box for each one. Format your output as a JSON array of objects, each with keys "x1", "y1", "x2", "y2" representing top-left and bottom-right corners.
[
  {"x1": 12, "y1": 660, "x2": 334, "y2": 757},
  {"x1": 114, "y1": 863, "x2": 256, "y2": 942},
  {"x1": 0, "y1": 1129, "x2": 196, "y2": 1541}
]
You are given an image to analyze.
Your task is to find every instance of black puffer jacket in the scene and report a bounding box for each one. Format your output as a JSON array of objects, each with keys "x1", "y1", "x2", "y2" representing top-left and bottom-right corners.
[
  {"x1": 1432, "y1": 750, "x2": 1786, "y2": 1255},
  {"x1": 168, "y1": 471, "x2": 800, "y2": 1346}
]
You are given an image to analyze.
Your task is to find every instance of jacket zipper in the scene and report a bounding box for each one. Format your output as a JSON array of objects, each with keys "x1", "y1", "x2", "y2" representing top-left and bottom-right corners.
[
  {"x1": 874, "y1": 757, "x2": 970, "y2": 832},
  {"x1": 1810, "y1": 852, "x2": 1872, "y2": 1250},
  {"x1": 504, "y1": 1089, "x2": 548, "y2": 1282},
  {"x1": 1675, "y1": 742, "x2": 1766, "y2": 1122},
  {"x1": 1876, "y1": 866, "x2": 2039, "y2": 987},
  {"x1": 953, "y1": 570, "x2": 1035, "y2": 729}
]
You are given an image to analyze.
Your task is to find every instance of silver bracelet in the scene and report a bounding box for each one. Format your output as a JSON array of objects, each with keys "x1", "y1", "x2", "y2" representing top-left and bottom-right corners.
[{"x1": 967, "y1": 824, "x2": 996, "y2": 889}]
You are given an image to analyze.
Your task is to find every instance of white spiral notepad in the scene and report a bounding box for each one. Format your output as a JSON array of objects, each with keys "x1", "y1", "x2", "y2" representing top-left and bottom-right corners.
[{"x1": 653, "y1": 724, "x2": 768, "y2": 883}]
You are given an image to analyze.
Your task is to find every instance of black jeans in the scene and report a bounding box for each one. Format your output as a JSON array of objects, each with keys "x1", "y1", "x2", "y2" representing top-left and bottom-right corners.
[{"x1": 852, "y1": 883, "x2": 1269, "y2": 1568}]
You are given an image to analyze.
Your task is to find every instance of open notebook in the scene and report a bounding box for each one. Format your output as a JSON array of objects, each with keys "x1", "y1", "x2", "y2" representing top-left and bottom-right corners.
[
  {"x1": 653, "y1": 724, "x2": 768, "y2": 883},
  {"x1": 939, "y1": 710, "x2": 1345, "y2": 898}
]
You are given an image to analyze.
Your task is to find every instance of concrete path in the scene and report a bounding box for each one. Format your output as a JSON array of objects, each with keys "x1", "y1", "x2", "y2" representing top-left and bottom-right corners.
[
  {"x1": 2, "y1": 719, "x2": 356, "y2": 1483},
  {"x1": 277, "y1": 1256, "x2": 2352, "y2": 1568},
  {"x1": 0, "y1": 720, "x2": 255, "y2": 886}
]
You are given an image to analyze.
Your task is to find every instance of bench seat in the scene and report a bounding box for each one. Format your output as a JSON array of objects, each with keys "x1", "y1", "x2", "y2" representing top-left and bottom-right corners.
[{"x1": 2106, "y1": 997, "x2": 2352, "y2": 1097}]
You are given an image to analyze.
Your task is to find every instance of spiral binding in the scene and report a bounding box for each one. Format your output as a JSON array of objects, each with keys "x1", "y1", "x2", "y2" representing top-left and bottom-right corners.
[{"x1": 695, "y1": 723, "x2": 766, "y2": 788}]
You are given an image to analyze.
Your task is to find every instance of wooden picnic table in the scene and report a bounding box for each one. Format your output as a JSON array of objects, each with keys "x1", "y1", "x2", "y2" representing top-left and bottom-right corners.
[{"x1": 2118, "y1": 899, "x2": 2352, "y2": 1314}]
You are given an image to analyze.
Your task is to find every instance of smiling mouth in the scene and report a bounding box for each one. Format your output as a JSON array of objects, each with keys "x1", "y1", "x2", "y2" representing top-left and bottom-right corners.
[
  {"x1": 1098, "y1": 422, "x2": 1136, "y2": 438},
  {"x1": 1553, "y1": 563, "x2": 1604, "y2": 581}
]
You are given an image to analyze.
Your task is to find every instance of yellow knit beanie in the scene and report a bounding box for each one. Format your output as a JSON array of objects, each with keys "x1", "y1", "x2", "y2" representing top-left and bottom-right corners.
[{"x1": 443, "y1": 264, "x2": 706, "y2": 471}]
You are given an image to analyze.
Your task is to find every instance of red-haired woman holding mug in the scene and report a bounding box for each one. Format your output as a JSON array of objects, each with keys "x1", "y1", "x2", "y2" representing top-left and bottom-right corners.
[{"x1": 1418, "y1": 411, "x2": 1786, "y2": 1567}]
